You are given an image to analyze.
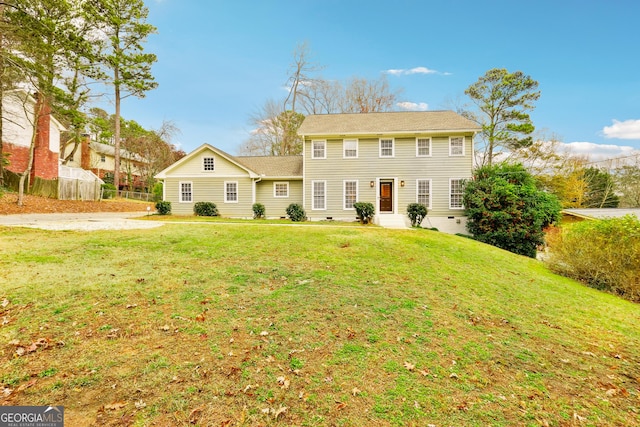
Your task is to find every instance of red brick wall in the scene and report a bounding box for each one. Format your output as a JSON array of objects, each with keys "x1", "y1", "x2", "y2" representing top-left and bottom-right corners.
[
  {"x1": 32, "y1": 97, "x2": 58, "y2": 180},
  {"x1": 3, "y1": 142, "x2": 30, "y2": 174}
]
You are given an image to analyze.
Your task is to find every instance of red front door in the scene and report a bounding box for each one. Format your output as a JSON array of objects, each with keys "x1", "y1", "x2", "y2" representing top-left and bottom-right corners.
[{"x1": 380, "y1": 181, "x2": 393, "y2": 212}]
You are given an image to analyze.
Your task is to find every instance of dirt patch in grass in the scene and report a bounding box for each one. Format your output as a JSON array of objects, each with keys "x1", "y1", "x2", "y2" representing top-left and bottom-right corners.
[{"x1": 0, "y1": 193, "x2": 151, "y2": 215}]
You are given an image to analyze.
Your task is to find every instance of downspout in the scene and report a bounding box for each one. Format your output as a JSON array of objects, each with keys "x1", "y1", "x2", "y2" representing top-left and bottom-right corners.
[
  {"x1": 253, "y1": 177, "x2": 262, "y2": 205},
  {"x1": 301, "y1": 134, "x2": 306, "y2": 212}
]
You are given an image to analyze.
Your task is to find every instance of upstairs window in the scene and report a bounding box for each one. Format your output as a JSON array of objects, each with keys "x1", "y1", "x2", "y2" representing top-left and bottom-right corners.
[
  {"x1": 343, "y1": 139, "x2": 358, "y2": 158},
  {"x1": 416, "y1": 138, "x2": 431, "y2": 156},
  {"x1": 380, "y1": 138, "x2": 394, "y2": 157},
  {"x1": 312, "y1": 140, "x2": 326, "y2": 159},
  {"x1": 100, "y1": 154, "x2": 106, "y2": 162},
  {"x1": 449, "y1": 137, "x2": 465, "y2": 156},
  {"x1": 203, "y1": 157, "x2": 215, "y2": 171}
]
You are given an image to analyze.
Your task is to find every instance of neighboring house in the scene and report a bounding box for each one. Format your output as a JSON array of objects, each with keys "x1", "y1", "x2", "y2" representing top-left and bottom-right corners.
[
  {"x1": 63, "y1": 136, "x2": 149, "y2": 190},
  {"x1": 2, "y1": 90, "x2": 65, "y2": 182},
  {"x1": 562, "y1": 208, "x2": 640, "y2": 223},
  {"x1": 155, "y1": 111, "x2": 480, "y2": 233}
]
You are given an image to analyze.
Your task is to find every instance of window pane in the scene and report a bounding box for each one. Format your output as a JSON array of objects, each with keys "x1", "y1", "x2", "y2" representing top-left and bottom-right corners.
[
  {"x1": 450, "y1": 137, "x2": 464, "y2": 155},
  {"x1": 275, "y1": 182, "x2": 288, "y2": 197},
  {"x1": 344, "y1": 139, "x2": 357, "y2": 157},
  {"x1": 417, "y1": 179, "x2": 430, "y2": 206},
  {"x1": 450, "y1": 179, "x2": 464, "y2": 208},
  {"x1": 203, "y1": 157, "x2": 215, "y2": 171},
  {"x1": 380, "y1": 139, "x2": 393, "y2": 157},
  {"x1": 344, "y1": 181, "x2": 357, "y2": 209},
  {"x1": 313, "y1": 181, "x2": 325, "y2": 210},
  {"x1": 312, "y1": 141, "x2": 325, "y2": 158},
  {"x1": 226, "y1": 182, "x2": 237, "y2": 202},
  {"x1": 417, "y1": 138, "x2": 430, "y2": 156},
  {"x1": 181, "y1": 182, "x2": 192, "y2": 202}
]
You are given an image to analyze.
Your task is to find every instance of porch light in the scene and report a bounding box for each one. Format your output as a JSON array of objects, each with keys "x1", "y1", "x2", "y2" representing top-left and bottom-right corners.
[
  {"x1": 370, "y1": 181, "x2": 375, "y2": 187},
  {"x1": 400, "y1": 180, "x2": 405, "y2": 187}
]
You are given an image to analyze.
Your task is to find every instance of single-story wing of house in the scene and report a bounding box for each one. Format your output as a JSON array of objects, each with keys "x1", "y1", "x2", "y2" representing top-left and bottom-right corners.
[{"x1": 155, "y1": 111, "x2": 480, "y2": 233}]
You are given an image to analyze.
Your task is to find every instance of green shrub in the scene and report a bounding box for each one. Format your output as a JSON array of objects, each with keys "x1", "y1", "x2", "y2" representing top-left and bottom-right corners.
[
  {"x1": 252, "y1": 203, "x2": 265, "y2": 219},
  {"x1": 155, "y1": 201, "x2": 171, "y2": 215},
  {"x1": 101, "y1": 183, "x2": 117, "y2": 199},
  {"x1": 406, "y1": 203, "x2": 428, "y2": 227},
  {"x1": 353, "y1": 202, "x2": 375, "y2": 224},
  {"x1": 546, "y1": 215, "x2": 640, "y2": 302},
  {"x1": 193, "y1": 201, "x2": 219, "y2": 216},
  {"x1": 286, "y1": 203, "x2": 306, "y2": 222}
]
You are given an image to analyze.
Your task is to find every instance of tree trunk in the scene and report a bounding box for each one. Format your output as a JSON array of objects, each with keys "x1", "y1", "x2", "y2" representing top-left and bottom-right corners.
[
  {"x1": 113, "y1": 70, "x2": 121, "y2": 192},
  {"x1": 17, "y1": 96, "x2": 43, "y2": 206}
]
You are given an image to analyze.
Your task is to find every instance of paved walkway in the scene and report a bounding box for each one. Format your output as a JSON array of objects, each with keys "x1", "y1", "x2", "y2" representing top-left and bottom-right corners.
[{"x1": 0, "y1": 212, "x2": 164, "y2": 231}]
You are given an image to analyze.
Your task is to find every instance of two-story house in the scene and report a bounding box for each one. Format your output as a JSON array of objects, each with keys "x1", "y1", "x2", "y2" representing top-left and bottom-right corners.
[{"x1": 155, "y1": 111, "x2": 480, "y2": 233}]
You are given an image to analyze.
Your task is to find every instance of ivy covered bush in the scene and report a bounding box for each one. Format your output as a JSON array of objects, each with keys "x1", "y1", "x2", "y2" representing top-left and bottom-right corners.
[
  {"x1": 101, "y1": 183, "x2": 116, "y2": 199},
  {"x1": 193, "y1": 201, "x2": 219, "y2": 216},
  {"x1": 286, "y1": 203, "x2": 306, "y2": 222},
  {"x1": 353, "y1": 202, "x2": 375, "y2": 224},
  {"x1": 252, "y1": 203, "x2": 266, "y2": 219},
  {"x1": 406, "y1": 203, "x2": 428, "y2": 227},
  {"x1": 155, "y1": 201, "x2": 171, "y2": 215}
]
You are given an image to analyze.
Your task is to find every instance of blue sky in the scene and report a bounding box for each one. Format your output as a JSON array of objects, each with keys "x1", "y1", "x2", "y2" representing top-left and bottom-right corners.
[{"x1": 111, "y1": 0, "x2": 640, "y2": 160}]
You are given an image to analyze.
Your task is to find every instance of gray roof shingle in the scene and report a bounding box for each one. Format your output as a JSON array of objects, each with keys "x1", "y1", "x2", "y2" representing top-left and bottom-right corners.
[
  {"x1": 236, "y1": 155, "x2": 302, "y2": 178},
  {"x1": 297, "y1": 111, "x2": 480, "y2": 136}
]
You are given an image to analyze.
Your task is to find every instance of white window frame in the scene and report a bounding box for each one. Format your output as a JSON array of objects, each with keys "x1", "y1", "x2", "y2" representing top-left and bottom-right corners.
[
  {"x1": 449, "y1": 136, "x2": 465, "y2": 156},
  {"x1": 203, "y1": 156, "x2": 215, "y2": 171},
  {"x1": 311, "y1": 140, "x2": 326, "y2": 159},
  {"x1": 449, "y1": 178, "x2": 465, "y2": 209},
  {"x1": 416, "y1": 138, "x2": 432, "y2": 157},
  {"x1": 416, "y1": 179, "x2": 432, "y2": 209},
  {"x1": 343, "y1": 139, "x2": 358, "y2": 158},
  {"x1": 224, "y1": 181, "x2": 238, "y2": 203},
  {"x1": 179, "y1": 181, "x2": 193, "y2": 203},
  {"x1": 343, "y1": 180, "x2": 358, "y2": 210},
  {"x1": 379, "y1": 138, "x2": 395, "y2": 158},
  {"x1": 312, "y1": 180, "x2": 326, "y2": 210},
  {"x1": 273, "y1": 181, "x2": 289, "y2": 198}
]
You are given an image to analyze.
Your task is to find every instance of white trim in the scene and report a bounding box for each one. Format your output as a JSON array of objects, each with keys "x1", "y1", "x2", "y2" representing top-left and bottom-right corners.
[
  {"x1": 449, "y1": 178, "x2": 465, "y2": 209},
  {"x1": 343, "y1": 138, "x2": 358, "y2": 159},
  {"x1": 416, "y1": 179, "x2": 432, "y2": 210},
  {"x1": 449, "y1": 136, "x2": 465, "y2": 156},
  {"x1": 273, "y1": 181, "x2": 290, "y2": 198},
  {"x1": 311, "y1": 140, "x2": 326, "y2": 159},
  {"x1": 179, "y1": 181, "x2": 193, "y2": 203},
  {"x1": 224, "y1": 181, "x2": 238, "y2": 203},
  {"x1": 311, "y1": 180, "x2": 326, "y2": 210},
  {"x1": 379, "y1": 138, "x2": 395, "y2": 158},
  {"x1": 343, "y1": 179, "x2": 358, "y2": 210},
  {"x1": 416, "y1": 137, "x2": 432, "y2": 157}
]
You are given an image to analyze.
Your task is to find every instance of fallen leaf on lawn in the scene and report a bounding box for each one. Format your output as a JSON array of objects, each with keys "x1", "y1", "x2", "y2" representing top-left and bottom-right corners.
[
  {"x1": 419, "y1": 369, "x2": 430, "y2": 377},
  {"x1": 105, "y1": 401, "x2": 127, "y2": 410},
  {"x1": 1, "y1": 298, "x2": 9, "y2": 308},
  {"x1": 403, "y1": 361, "x2": 415, "y2": 371},
  {"x1": 449, "y1": 373, "x2": 459, "y2": 379},
  {"x1": 352, "y1": 387, "x2": 361, "y2": 396},
  {"x1": 15, "y1": 347, "x2": 25, "y2": 356},
  {"x1": 160, "y1": 324, "x2": 170, "y2": 331},
  {"x1": 274, "y1": 406, "x2": 287, "y2": 419},
  {"x1": 126, "y1": 304, "x2": 137, "y2": 309},
  {"x1": 335, "y1": 402, "x2": 347, "y2": 410},
  {"x1": 265, "y1": 355, "x2": 275, "y2": 363},
  {"x1": 134, "y1": 400, "x2": 146, "y2": 409},
  {"x1": 3, "y1": 387, "x2": 13, "y2": 397},
  {"x1": 260, "y1": 331, "x2": 269, "y2": 336},
  {"x1": 189, "y1": 406, "x2": 204, "y2": 423},
  {"x1": 414, "y1": 401, "x2": 421, "y2": 409},
  {"x1": 276, "y1": 376, "x2": 290, "y2": 389},
  {"x1": 2, "y1": 317, "x2": 8, "y2": 325},
  {"x1": 195, "y1": 312, "x2": 206, "y2": 322},
  {"x1": 16, "y1": 379, "x2": 37, "y2": 392}
]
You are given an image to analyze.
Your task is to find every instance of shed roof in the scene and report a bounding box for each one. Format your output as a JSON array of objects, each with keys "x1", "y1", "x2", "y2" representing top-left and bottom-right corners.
[
  {"x1": 298, "y1": 111, "x2": 480, "y2": 136},
  {"x1": 236, "y1": 155, "x2": 302, "y2": 178}
]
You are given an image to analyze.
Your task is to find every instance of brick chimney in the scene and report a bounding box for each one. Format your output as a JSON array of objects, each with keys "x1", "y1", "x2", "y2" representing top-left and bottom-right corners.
[
  {"x1": 31, "y1": 93, "x2": 59, "y2": 181},
  {"x1": 81, "y1": 133, "x2": 91, "y2": 170}
]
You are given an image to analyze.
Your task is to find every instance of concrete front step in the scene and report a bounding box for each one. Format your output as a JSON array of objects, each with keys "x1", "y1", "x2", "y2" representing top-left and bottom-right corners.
[{"x1": 375, "y1": 214, "x2": 409, "y2": 229}]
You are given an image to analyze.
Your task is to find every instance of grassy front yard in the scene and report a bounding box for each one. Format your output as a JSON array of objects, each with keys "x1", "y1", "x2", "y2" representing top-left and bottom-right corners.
[{"x1": 1, "y1": 223, "x2": 638, "y2": 426}]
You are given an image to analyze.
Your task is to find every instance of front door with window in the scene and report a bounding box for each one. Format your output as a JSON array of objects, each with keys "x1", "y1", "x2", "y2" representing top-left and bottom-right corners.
[{"x1": 380, "y1": 181, "x2": 393, "y2": 212}]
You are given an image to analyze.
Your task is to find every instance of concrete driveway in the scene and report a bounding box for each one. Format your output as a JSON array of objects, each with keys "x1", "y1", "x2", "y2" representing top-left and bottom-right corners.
[{"x1": 0, "y1": 212, "x2": 164, "y2": 231}]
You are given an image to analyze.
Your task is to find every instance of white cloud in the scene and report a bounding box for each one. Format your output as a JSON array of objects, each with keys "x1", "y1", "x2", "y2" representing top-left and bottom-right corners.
[
  {"x1": 396, "y1": 102, "x2": 429, "y2": 111},
  {"x1": 385, "y1": 67, "x2": 448, "y2": 76},
  {"x1": 562, "y1": 141, "x2": 639, "y2": 162},
  {"x1": 602, "y1": 119, "x2": 640, "y2": 139}
]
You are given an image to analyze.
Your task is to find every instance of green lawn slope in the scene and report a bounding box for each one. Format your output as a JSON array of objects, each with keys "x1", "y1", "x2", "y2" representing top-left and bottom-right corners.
[{"x1": 1, "y1": 224, "x2": 638, "y2": 426}]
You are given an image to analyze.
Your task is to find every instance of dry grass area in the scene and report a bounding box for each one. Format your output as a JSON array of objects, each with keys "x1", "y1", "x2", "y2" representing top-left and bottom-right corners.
[
  {"x1": 0, "y1": 193, "x2": 151, "y2": 215},
  {"x1": 1, "y1": 224, "x2": 639, "y2": 426}
]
